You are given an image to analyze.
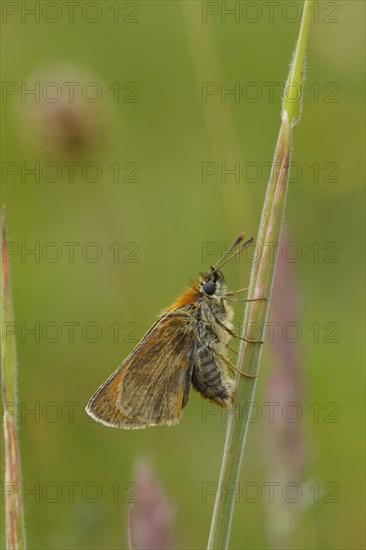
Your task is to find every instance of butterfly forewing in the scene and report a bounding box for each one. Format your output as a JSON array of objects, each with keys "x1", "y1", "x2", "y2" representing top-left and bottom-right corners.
[{"x1": 86, "y1": 311, "x2": 196, "y2": 428}]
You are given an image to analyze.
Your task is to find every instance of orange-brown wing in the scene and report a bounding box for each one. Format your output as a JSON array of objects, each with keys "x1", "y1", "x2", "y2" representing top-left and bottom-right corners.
[{"x1": 86, "y1": 312, "x2": 196, "y2": 429}]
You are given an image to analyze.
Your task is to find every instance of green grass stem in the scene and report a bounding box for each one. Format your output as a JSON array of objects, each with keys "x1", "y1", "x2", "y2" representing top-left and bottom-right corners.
[
  {"x1": 207, "y1": 2, "x2": 314, "y2": 548},
  {"x1": 1, "y1": 208, "x2": 27, "y2": 550}
]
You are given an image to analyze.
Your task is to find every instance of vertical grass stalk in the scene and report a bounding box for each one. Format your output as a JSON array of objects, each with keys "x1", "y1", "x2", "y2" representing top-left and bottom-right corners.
[
  {"x1": 1, "y1": 208, "x2": 27, "y2": 549},
  {"x1": 207, "y1": 1, "x2": 314, "y2": 548}
]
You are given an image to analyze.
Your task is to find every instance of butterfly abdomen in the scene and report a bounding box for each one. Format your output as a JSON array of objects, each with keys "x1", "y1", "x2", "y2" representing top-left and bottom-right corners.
[{"x1": 192, "y1": 344, "x2": 234, "y2": 407}]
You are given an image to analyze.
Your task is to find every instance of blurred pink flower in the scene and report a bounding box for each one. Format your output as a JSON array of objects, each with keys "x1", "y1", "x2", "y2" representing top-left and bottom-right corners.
[
  {"x1": 262, "y1": 227, "x2": 312, "y2": 548},
  {"x1": 265, "y1": 227, "x2": 308, "y2": 482},
  {"x1": 128, "y1": 459, "x2": 175, "y2": 550}
]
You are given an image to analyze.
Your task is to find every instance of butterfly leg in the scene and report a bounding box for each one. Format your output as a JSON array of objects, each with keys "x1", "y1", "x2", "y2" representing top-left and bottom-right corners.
[
  {"x1": 209, "y1": 347, "x2": 257, "y2": 379},
  {"x1": 215, "y1": 315, "x2": 264, "y2": 344},
  {"x1": 224, "y1": 287, "x2": 249, "y2": 296},
  {"x1": 226, "y1": 343, "x2": 239, "y2": 354},
  {"x1": 223, "y1": 297, "x2": 267, "y2": 303}
]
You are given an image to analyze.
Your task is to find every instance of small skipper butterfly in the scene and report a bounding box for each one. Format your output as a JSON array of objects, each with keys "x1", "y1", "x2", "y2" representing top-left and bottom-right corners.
[{"x1": 86, "y1": 233, "x2": 261, "y2": 429}]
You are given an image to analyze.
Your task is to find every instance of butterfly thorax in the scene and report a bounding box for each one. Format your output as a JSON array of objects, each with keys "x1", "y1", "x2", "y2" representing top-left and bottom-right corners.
[
  {"x1": 166, "y1": 270, "x2": 233, "y2": 345},
  {"x1": 196, "y1": 270, "x2": 234, "y2": 342}
]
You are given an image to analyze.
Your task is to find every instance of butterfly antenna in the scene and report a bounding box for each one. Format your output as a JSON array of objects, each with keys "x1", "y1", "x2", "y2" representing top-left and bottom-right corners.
[
  {"x1": 213, "y1": 237, "x2": 254, "y2": 271},
  {"x1": 211, "y1": 232, "x2": 246, "y2": 272}
]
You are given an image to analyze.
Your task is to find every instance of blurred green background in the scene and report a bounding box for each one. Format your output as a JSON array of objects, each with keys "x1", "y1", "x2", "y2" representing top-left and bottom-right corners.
[{"x1": 1, "y1": 1, "x2": 364, "y2": 549}]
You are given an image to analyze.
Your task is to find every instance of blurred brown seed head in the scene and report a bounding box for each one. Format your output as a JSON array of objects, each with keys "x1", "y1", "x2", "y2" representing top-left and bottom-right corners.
[{"x1": 20, "y1": 64, "x2": 112, "y2": 160}]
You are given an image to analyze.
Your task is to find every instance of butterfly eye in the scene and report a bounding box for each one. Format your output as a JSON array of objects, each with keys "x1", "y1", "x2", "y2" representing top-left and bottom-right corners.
[{"x1": 202, "y1": 280, "x2": 216, "y2": 296}]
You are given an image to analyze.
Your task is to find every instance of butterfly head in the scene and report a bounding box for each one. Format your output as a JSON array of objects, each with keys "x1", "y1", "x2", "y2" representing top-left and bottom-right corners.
[
  {"x1": 199, "y1": 269, "x2": 226, "y2": 298},
  {"x1": 197, "y1": 234, "x2": 254, "y2": 301}
]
